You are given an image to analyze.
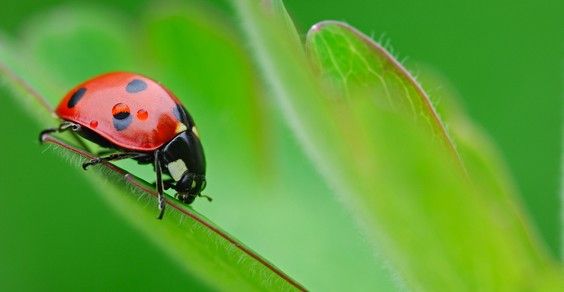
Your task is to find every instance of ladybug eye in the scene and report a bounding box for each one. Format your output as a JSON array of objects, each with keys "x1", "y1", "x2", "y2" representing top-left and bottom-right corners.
[{"x1": 112, "y1": 103, "x2": 131, "y2": 120}]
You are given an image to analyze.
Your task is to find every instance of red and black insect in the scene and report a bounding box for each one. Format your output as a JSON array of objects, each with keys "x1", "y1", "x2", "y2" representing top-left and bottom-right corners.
[{"x1": 40, "y1": 72, "x2": 209, "y2": 219}]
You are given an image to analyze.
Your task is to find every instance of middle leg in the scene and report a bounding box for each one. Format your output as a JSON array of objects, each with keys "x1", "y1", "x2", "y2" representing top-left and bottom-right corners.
[{"x1": 82, "y1": 152, "x2": 149, "y2": 170}]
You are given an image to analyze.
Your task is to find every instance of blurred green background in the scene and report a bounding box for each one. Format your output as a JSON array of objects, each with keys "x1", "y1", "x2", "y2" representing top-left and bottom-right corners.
[{"x1": 0, "y1": 0, "x2": 561, "y2": 290}]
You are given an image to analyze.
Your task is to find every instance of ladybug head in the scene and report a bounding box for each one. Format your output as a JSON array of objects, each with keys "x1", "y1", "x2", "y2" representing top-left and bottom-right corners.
[
  {"x1": 159, "y1": 129, "x2": 207, "y2": 204},
  {"x1": 175, "y1": 172, "x2": 207, "y2": 204}
]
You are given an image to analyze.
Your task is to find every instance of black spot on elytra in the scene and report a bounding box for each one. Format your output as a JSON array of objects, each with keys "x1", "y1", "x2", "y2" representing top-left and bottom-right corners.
[
  {"x1": 112, "y1": 103, "x2": 132, "y2": 131},
  {"x1": 126, "y1": 79, "x2": 147, "y2": 93},
  {"x1": 67, "y1": 87, "x2": 86, "y2": 108},
  {"x1": 113, "y1": 114, "x2": 132, "y2": 131},
  {"x1": 113, "y1": 111, "x2": 130, "y2": 120}
]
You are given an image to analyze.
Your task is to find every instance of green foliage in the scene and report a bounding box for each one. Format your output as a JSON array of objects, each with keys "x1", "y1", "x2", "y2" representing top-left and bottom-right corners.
[
  {"x1": 234, "y1": 1, "x2": 562, "y2": 290},
  {"x1": 0, "y1": 0, "x2": 561, "y2": 291},
  {"x1": 42, "y1": 134, "x2": 301, "y2": 291},
  {"x1": 306, "y1": 21, "x2": 459, "y2": 165},
  {"x1": 138, "y1": 5, "x2": 395, "y2": 290}
]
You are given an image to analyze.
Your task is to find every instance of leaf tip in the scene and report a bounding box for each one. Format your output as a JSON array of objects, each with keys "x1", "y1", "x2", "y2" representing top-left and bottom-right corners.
[{"x1": 306, "y1": 20, "x2": 347, "y2": 40}]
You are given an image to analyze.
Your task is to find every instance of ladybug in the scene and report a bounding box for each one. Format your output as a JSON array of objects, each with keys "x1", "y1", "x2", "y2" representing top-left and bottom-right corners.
[{"x1": 40, "y1": 72, "x2": 209, "y2": 219}]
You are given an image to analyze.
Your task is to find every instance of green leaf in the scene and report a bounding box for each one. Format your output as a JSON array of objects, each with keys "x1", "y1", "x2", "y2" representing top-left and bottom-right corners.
[
  {"x1": 141, "y1": 5, "x2": 396, "y2": 290},
  {"x1": 306, "y1": 20, "x2": 553, "y2": 272},
  {"x1": 417, "y1": 67, "x2": 551, "y2": 263},
  {"x1": 141, "y1": 4, "x2": 267, "y2": 187},
  {"x1": 233, "y1": 1, "x2": 560, "y2": 290},
  {"x1": 0, "y1": 6, "x2": 305, "y2": 291},
  {"x1": 41, "y1": 134, "x2": 304, "y2": 291},
  {"x1": 19, "y1": 6, "x2": 140, "y2": 103},
  {"x1": 306, "y1": 21, "x2": 461, "y2": 167},
  {"x1": 0, "y1": 36, "x2": 54, "y2": 125},
  {"x1": 233, "y1": 0, "x2": 347, "y2": 192}
]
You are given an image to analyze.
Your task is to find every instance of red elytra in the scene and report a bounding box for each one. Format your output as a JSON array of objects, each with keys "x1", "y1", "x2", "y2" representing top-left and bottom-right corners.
[{"x1": 55, "y1": 72, "x2": 186, "y2": 151}]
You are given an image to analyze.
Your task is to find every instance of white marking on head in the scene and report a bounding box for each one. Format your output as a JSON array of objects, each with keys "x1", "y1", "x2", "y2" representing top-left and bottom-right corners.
[{"x1": 167, "y1": 159, "x2": 188, "y2": 181}]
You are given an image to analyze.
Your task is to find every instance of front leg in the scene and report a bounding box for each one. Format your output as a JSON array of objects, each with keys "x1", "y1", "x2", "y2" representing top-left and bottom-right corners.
[
  {"x1": 154, "y1": 150, "x2": 166, "y2": 219},
  {"x1": 151, "y1": 179, "x2": 175, "y2": 190},
  {"x1": 39, "y1": 121, "x2": 81, "y2": 143},
  {"x1": 40, "y1": 121, "x2": 91, "y2": 152},
  {"x1": 82, "y1": 152, "x2": 149, "y2": 170}
]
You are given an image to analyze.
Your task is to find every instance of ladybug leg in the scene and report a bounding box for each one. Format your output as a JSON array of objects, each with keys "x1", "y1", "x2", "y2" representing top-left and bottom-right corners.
[
  {"x1": 163, "y1": 179, "x2": 175, "y2": 190},
  {"x1": 96, "y1": 149, "x2": 118, "y2": 156},
  {"x1": 39, "y1": 121, "x2": 81, "y2": 143},
  {"x1": 154, "y1": 150, "x2": 166, "y2": 220},
  {"x1": 59, "y1": 121, "x2": 81, "y2": 131},
  {"x1": 39, "y1": 128, "x2": 58, "y2": 143},
  {"x1": 40, "y1": 121, "x2": 91, "y2": 152},
  {"x1": 150, "y1": 179, "x2": 175, "y2": 190},
  {"x1": 82, "y1": 152, "x2": 149, "y2": 170}
]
